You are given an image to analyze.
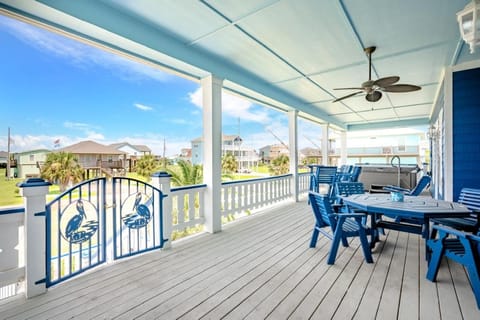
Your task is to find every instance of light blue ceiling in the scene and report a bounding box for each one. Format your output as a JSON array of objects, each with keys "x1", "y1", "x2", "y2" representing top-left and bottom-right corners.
[{"x1": 1, "y1": 0, "x2": 479, "y2": 130}]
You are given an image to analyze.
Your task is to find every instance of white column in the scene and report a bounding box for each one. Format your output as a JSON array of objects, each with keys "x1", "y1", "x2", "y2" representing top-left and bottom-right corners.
[
  {"x1": 19, "y1": 178, "x2": 51, "y2": 298},
  {"x1": 444, "y1": 66, "x2": 453, "y2": 201},
  {"x1": 321, "y1": 124, "x2": 329, "y2": 165},
  {"x1": 288, "y1": 110, "x2": 299, "y2": 202},
  {"x1": 151, "y1": 171, "x2": 172, "y2": 249},
  {"x1": 340, "y1": 131, "x2": 347, "y2": 165},
  {"x1": 202, "y1": 75, "x2": 223, "y2": 233}
]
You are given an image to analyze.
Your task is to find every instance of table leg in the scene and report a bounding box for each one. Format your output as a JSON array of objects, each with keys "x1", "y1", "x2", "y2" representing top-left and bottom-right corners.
[
  {"x1": 369, "y1": 212, "x2": 380, "y2": 248},
  {"x1": 423, "y1": 216, "x2": 431, "y2": 261}
]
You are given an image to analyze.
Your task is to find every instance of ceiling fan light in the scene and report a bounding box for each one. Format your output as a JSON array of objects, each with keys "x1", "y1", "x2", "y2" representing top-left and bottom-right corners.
[
  {"x1": 366, "y1": 91, "x2": 382, "y2": 102},
  {"x1": 457, "y1": 0, "x2": 480, "y2": 53}
]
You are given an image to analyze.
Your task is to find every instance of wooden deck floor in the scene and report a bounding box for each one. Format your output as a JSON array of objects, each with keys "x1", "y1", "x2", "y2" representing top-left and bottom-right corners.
[{"x1": 1, "y1": 199, "x2": 479, "y2": 319}]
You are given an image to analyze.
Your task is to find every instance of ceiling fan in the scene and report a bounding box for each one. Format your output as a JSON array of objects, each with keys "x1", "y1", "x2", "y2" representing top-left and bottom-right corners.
[{"x1": 333, "y1": 46, "x2": 421, "y2": 103}]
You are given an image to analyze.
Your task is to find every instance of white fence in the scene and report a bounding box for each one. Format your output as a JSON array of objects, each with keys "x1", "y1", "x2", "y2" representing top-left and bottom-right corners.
[
  {"x1": 0, "y1": 208, "x2": 25, "y2": 300},
  {"x1": 170, "y1": 184, "x2": 206, "y2": 238},
  {"x1": 221, "y1": 174, "x2": 292, "y2": 218}
]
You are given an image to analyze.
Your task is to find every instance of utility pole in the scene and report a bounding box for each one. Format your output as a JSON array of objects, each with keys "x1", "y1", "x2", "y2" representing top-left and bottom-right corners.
[
  {"x1": 6, "y1": 127, "x2": 11, "y2": 180},
  {"x1": 163, "y1": 137, "x2": 167, "y2": 169}
]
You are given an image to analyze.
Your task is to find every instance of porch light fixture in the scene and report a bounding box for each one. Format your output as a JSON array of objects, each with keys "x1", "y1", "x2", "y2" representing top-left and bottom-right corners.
[{"x1": 457, "y1": 0, "x2": 480, "y2": 53}]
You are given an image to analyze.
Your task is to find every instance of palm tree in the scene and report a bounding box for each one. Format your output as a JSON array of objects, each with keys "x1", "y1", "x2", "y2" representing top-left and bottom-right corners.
[
  {"x1": 135, "y1": 154, "x2": 160, "y2": 180},
  {"x1": 40, "y1": 151, "x2": 84, "y2": 192},
  {"x1": 222, "y1": 152, "x2": 238, "y2": 174},
  {"x1": 167, "y1": 160, "x2": 203, "y2": 186},
  {"x1": 269, "y1": 154, "x2": 290, "y2": 176}
]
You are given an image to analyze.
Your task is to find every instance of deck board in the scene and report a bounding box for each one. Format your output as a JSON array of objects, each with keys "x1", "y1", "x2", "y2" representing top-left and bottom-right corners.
[
  {"x1": 1, "y1": 199, "x2": 479, "y2": 319},
  {"x1": 397, "y1": 233, "x2": 420, "y2": 319}
]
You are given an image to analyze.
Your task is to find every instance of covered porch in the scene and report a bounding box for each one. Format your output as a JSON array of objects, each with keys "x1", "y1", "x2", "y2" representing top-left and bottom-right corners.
[
  {"x1": 1, "y1": 1, "x2": 480, "y2": 318},
  {"x1": 1, "y1": 199, "x2": 479, "y2": 319}
]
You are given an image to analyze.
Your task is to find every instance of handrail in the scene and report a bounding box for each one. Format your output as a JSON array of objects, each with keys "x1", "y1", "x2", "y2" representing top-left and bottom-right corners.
[
  {"x1": 221, "y1": 174, "x2": 292, "y2": 185},
  {"x1": 0, "y1": 207, "x2": 24, "y2": 215}
]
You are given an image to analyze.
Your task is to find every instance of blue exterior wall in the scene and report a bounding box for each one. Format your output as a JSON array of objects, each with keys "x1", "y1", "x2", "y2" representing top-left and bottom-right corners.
[{"x1": 452, "y1": 67, "x2": 480, "y2": 200}]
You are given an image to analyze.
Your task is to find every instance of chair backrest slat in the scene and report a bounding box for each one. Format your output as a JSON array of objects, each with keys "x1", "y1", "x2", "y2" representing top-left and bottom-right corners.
[
  {"x1": 409, "y1": 175, "x2": 431, "y2": 196},
  {"x1": 459, "y1": 188, "x2": 480, "y2": 212},
  {"x1": 308, "y1": 191, "x2": 336, "y2": 230},
  {"x1": 335, "y1": 182, "x2": 365, "y2": 197}
]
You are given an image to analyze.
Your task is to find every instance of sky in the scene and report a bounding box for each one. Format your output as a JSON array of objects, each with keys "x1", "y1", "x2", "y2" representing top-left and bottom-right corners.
[{"x1": 0, "y1": 14, "x2": 327, "y2": 157}]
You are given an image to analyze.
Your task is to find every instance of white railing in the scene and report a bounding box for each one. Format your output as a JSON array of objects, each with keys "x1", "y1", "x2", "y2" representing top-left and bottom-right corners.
[
  {"x1": 298, "y1": 172, "x2": 310, "y2": 194},
  {"x1": 221, "y1": 174, "x2": 292, "y2": 219},
  {"x1": 170, "y1": 184, "x2": 207, "y2": 237},
  {"x1": 0, "y1": 208, "x2": 25, "y2": 300}
]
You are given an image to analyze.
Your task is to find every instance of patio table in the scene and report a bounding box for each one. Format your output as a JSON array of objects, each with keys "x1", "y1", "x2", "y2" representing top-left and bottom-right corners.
[{"x1": 340, "y1": 194, "x2": 474, "y2": 259}]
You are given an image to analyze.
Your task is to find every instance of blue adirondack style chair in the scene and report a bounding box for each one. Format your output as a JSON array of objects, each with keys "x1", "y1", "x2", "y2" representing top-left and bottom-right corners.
[
  {"x1": 308, "y1": 165, "x2": 338, "y2": 204},
  {"x1": 430, "y1": 188, "x2": 480, "y2": 238},
  {"x1": 335, "y1": 182, "x2": 365, "y2": 198},
  {"x1": 334, "y1": 181, "x2": 365, "y2": 209},
  {"x1": 383, "y1": 174, "x2": 431, "y2": 196},
  {"x1": 349, "y1": 166, "x2": 362, "y2": 182},
  {"x1": 308, "y1": 191, "x2": 373, "y2": 265},
  {"x1": 427, "y1": 225, "x2": 480, "y2": 309}
]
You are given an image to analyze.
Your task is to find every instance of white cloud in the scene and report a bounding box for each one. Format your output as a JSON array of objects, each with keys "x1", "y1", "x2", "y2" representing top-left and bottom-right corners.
[
  {"x1": 63, "y1": 121, "x2": 105, "y2": 140},
  {"x1": 0, "y1": 16, "x2": 173, "y2": 83},
  {"x1": 134, "y1": 103, "x2": 154, "y2": 111},
  {"x1": 0, "y1": 134, "x2": 90, "y2": 152},
  {"x1": 188, "y1": 87, "x2": 271, "y2": 124}
]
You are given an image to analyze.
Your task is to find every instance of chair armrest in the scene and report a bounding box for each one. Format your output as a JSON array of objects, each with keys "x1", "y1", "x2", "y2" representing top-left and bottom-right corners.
[
  {"x1": 336, "y1": 213, "x2": 367, "y2": 219},
  {"x1": 432, "y1": 224, "x2": 469, "y2": 238},
  {"x1": 383, "y1": 185, "x2": 409, "y2": 193}
]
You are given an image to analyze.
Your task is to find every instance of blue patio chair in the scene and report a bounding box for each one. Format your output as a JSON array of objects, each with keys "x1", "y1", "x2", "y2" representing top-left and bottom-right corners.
[
  {"x1": 430, "y1": 187, "x2": 480, "y2": 239},
  {"x1": 349, "y1": 166, "x2": 362, "y2": 182},
  {"x1": 308, "y1": 165, "x2": 338, "y2": 199},
  {"x1": 335, "y1": 181, "x2": 365, "y2": 197},
  {"x1": 426, "y1": 225, "x2": 480, "y2": 309},
  {"x1": 334, "y1": 181, "x2": 365, "y2": 208},
  {"x1": 382, "y1": 174, "x2": 431, "y2": 196},
  {"x1": 336, "y1": 165, "x2": 353, "y2": 182},
  {"x1": 308, "y1": 191, "x2": 373, "y2": 265}
]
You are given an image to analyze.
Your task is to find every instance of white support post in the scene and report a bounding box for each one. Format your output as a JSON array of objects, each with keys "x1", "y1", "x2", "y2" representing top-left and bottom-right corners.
[
  {"x1": 202, "y1": 75, "x2": 223, "y2": 233},
  {"x1": 444, "y1": 66, "x2": 453, "y2": 201},
  {"x1": 19, "y1": 178, "x2": 51, "y2": 298},
  {"x1": 321, "y1": 124, "x2": 329, "y2": 165},
  {"x1": 340, "y1": 130, "x2": 347, "y2": 165},
  {"x1": 151, "y1": 171, "x2": 172, "y2": 249},
  {"x1": 288, "y1": 110, "x2": 299, "y2": 202}
]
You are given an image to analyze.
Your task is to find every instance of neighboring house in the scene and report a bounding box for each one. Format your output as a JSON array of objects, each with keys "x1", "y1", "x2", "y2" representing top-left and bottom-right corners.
[
  {"x1": 178, "y1": 148, "x2": 192, "y2": 163},
  {"x1": 259, "y1": 144, "x2": 289, "y2": 164},
  {"x1": 300, "y1": 147, "x2": 321, "y2": 165},
  {"x1": 0, "y1": 151, "x2": 7, "y2": 168},
  {"x1": 60, "y1": 140, "x2": 127, "y2": 178},
  {"x1": 13, "y1": 149, "x2": 50, "y2": 179},
  {"x1": 191, "y1": 135, "x2": 260, "y2": 169},
  {"x1": 109, "y1": 142, "x2": 152, "y2": 171}
]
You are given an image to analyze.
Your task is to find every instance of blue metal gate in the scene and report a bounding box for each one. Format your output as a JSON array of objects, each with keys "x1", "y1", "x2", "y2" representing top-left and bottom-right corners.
[
  {"x1": 112, "y1": 177, "x2": 166, "y2": 260},
  {"x1": 45, "y1": 177, "x2": 166, "y2": 287}
]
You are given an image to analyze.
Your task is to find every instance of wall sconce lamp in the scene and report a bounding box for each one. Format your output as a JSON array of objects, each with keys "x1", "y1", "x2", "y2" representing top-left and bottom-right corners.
[
  {"x1": 457, "y1": 0, "x2": 480, "y2": 53},
  {"x1": 427, "y1": 125, "x2": 439, "y2": 141}
]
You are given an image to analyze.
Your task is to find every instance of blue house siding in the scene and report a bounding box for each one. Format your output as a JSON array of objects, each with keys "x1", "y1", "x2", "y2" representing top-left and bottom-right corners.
[{"x1": 453, "y1": 67, "x2": 480, "y2": 201}]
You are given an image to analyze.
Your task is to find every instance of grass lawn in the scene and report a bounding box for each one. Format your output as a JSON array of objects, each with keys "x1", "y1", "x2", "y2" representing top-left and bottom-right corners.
[{"x1": 0, "y1": 168, "x2": 24, "y2": 207}]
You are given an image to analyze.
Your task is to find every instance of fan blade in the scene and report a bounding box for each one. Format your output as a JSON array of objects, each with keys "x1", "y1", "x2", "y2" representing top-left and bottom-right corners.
[
  {"x1": 373, "y1": 76, "x2": 400, "y2": 88},
  {"x1": 382, "y1": 84, "x2": 421, "y2": 92},
  {"x1": 365, "y1": 90, "x2": 382, "y2": 102},
  {"x1": 333, "y1": 91, "x2": 363, "y2": 103},
  {"x1": 333, "y1": 87, "x2": 364, "y2": 90}
]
